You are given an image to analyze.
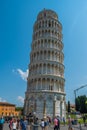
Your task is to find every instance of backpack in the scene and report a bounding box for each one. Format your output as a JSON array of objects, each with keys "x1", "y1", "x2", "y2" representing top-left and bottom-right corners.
[
  {"x1": 20, "y1": 120, "x2": 26, "y2": 130},
  {"x1": 44, "y1": 121, "x2": 47, "y2": 126},
  {"x1": 9, "y1": 120, "x2": 13, "y2": 128}
]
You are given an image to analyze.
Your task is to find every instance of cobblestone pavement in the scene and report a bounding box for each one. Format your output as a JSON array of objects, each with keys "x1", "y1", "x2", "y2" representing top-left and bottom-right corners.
[{"x1": 3, "y1": 123, "x2": 87, "y2": 130}]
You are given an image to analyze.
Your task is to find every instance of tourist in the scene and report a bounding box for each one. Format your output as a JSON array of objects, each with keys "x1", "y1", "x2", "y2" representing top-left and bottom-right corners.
[
  {"x1": 9, "y1": 118, "x2": 13, "y2": 130},
  {"x1": 44, "y1": 118, "x2": 49, "y2": 130},
  {"x1": 56, "y1": 116, "x2": 60, "y2": 130},
  {"x1": 68, "y1": 116, "x2": 72, "y2": 130},
  {"x1": 12, "y1": 118, "x2": 17, "y2": 130},
  {"x1": 54, "y1": 117, "x2": 58, "y2": 130},
  {"x1": 40, "y1": 119, "x2": 45, "y2": 130},
  {"x1": 0, "y1": 116, "x2": 5, "y2": 130},
  {"x1": 62, "y1": 116, "x2": 66, "y2": 126},
  {"x1": 20, "y1": 116, "x2": 28, "y2": 130}
]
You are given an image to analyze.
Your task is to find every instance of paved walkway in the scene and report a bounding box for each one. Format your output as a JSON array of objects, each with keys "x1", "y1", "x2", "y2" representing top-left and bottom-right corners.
[{"x1": 3, "y1": 122, "x2": 87, "y2": 130}]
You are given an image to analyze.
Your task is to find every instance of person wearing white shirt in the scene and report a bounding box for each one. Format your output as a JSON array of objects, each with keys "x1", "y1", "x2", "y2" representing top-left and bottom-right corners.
[{"x1": 12, "y1": 118, "x2": 17, "y2": 130}]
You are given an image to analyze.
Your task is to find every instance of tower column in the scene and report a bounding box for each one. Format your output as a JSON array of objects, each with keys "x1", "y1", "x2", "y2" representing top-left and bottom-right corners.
[
  {"x1": 43, "y1": 99, "x2": 46, "y2": 119},
  {"x1": 53, "y1": 95, "x2": 56, "y2": 118},
  {"x1": 60, "y1": 100, "x2": 63, "y2": 117}
]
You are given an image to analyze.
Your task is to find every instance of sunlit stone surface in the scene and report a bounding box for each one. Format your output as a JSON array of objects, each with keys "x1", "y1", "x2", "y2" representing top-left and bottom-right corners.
[{"x1": 24, "y1": 9, "x2": 66, "y2": 119}]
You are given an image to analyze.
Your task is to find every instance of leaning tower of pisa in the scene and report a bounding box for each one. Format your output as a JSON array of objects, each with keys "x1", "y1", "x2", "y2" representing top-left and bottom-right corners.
[{"x1": 24, "y1": 9, "x2": 66, "y2": 118}]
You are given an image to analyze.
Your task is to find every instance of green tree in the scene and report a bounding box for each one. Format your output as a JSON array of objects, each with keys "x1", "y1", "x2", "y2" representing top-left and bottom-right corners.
[
  {"x1": 15, "y1": 107, "x2": 23, "y2": 111},
  {"x1": 76, "y1": 97, "x2": 80, "y2": 111},
  {"x1": 15, "y1": 107, "x2": 24, "y2": 115},
  {"x1": 76, "y1": 95, "x2": 87, "y2": 113},
  {"x1": 68, "y1": 101, "x2": 71, "y2": 113}
]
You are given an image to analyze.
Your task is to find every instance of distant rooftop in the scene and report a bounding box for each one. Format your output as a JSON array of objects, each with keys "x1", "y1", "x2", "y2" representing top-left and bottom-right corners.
[{"x1": 0, "y1": 102, "x2": 15, "y2": 106}]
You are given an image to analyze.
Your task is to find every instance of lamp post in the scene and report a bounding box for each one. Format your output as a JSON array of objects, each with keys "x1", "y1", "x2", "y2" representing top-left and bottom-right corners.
[
  {"x1": 74, "y1": 90, "x2": 77, "y2": 110},
  {"x1": 74, "y1": 84, "x2": 87, "y2": 111}
]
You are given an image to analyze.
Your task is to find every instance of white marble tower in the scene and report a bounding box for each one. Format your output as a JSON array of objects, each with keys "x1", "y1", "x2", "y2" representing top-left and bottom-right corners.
[{"x1": 24, "y1": 9, "x2": 66, "y2": 118}]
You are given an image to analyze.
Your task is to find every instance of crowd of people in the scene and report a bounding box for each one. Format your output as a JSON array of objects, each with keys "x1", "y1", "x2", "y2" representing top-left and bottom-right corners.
[
  {"x1": 0, "y1": 115, "x2": 62, "y2": 130},
  {"x1": 1, "y1": 114, "x2": 87, "y2": 130},
  {"x1": 0, "y1": 115, "x2": 67, "y2": 130},
  {"x1": 7, "y1": 116, "x2": 51, "y2": 130},
  {"x1": 8, "y1": 116, "x2": 28, "y2": 130}
]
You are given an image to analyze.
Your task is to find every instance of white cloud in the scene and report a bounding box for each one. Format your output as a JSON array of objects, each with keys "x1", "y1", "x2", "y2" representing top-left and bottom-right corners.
[
  {"x1": 17, "y1": 69, "x2": 29, "y2": 81},
  {"x1": 0, "y1": 97, "x2": 7, "y2": 102},
  {"x1": 17, "y1": 96, "x2": 24, "y2": 104}
]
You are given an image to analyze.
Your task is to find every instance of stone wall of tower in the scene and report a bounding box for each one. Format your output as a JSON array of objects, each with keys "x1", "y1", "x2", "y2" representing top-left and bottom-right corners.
[{"x1": 24, "y1": 9, "x2": 66, "y2": 118}]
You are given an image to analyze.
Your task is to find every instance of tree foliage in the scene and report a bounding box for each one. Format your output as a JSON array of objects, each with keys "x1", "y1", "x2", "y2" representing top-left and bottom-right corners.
[
  {"x1": 15, "y1": 107, "x2": 23, "y2": 111},
  {"x1": 68, "y1": 101, "x2": 71, "y2": 113},
  {"x1": 76, "y1": 95, "x2": 87, "y2": 113}
]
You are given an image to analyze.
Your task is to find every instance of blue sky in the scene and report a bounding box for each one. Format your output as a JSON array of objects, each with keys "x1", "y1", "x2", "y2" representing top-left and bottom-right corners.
[{"x1": 0, "y1": 0, "x2": 87, "y2": 106}]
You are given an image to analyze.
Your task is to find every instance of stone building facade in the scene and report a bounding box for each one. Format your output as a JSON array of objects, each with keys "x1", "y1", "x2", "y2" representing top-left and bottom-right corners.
[
  {"x1": 0, "y1": 102, "x2": 20, "y2": 117},
  {"x1": 24, "y1": 9, "x2": 66, "y2": 118}
]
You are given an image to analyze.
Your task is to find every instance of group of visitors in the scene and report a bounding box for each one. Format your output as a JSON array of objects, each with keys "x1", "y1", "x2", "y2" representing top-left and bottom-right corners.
[
  {"x1": 1, "y1": 115, "x2": 72, "y2": 130},
  {"x1": 8, "y1": 116, "x2": 28, "y2": 130},
  {"x1": 40, "y1": 115, "x2": 61, "y2": 130}
]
